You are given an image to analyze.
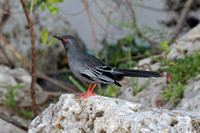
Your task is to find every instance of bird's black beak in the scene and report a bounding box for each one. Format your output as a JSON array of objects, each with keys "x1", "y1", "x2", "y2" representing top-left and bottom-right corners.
[{"x1": 53, "y1": 35, "x2": 63, "y2": 41}]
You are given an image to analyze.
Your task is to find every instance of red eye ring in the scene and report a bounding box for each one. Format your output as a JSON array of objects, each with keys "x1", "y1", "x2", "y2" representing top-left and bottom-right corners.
[{"x1": 62, "y1": 39, "x2": 67, "y2": 43}]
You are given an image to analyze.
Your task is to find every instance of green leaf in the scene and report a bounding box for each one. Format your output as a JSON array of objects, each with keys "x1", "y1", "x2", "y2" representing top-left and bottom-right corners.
[
  {"x1": 41, "y1": 29, "x2": 49, "y2": 45},
  {"x1": 47, "y1": 4, "x2": 59, "y2": 15},
  {"x1": 18, "y1": 110, "x2": 33, "y2": 119},
  {"x1": 41, "y1": 4, "x2": 46, "y2": 11},
  {"x1": 12, "y1": 85, "x2": 24, "y2": 89},
  {"x1": 160, "y1": 41, "x2": 169, "y2": 52},
  {"x1": 33, "y1": 0, "x2": 38, "y2": 5},
  {"x1": 139, "y1": 79, "x2": 151, "y2": 92},
  {"x1": 49, "y1": 0, "x2": 63, "y2": 3},
  {"x1": 4, "y1": 93, "x2": 9, "y2": 97},
  {"x1": 1, "y1": 85, "x2": 23, "y2": 89},
  {"x1": 26, "y1": 2, "x2": 31, "y2": 9},
  {"x1": 47, "y1": 38, "x2": 57, "y2": 46},
  {"x1": 169, "y1": 62, "x2": 176, "y2": 66}
]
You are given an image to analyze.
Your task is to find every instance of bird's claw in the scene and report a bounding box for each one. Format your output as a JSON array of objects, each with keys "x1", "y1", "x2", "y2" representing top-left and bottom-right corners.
[{"x1": 78, "y1": 91, "x2": 96, "y2": 99}]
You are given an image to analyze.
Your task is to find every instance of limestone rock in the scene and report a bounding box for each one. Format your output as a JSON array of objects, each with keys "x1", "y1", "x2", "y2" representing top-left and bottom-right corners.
[
  {"x1": 167, "y1": 24, "x2": 200, "y2": 60},
  {"x1": 28, "y1": 94, "x2": 200, "y2": 133},
  {"x1": 0, "y1": 118, "x2": 26, "y2": 133},
  {"x1": 175, "y1": 78, "x2": 200, "y2": 112}
]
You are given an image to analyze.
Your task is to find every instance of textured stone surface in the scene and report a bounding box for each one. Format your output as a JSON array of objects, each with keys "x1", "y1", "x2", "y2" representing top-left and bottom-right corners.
[
  {"x1": 167, "y1": 24, "x2": 200, "y2": 60},
  {"x1": 29, "y1": 94, "x2": 200, "y2": 133},
  {"x1": 175, "y1": 76, "x2": 200, "y2": 112}
]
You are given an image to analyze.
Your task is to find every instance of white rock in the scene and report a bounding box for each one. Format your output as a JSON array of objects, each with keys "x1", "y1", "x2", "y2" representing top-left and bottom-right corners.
[
  {"x1": 138, "y1": 58, "x2": 152, "y2": 66},
  {"x1": 0, "y1": 65, "x2": 17, "y2": 86},
  {"x1": 175, "y1": 80, "x2": 200, "y2": 112},
  {"x1": 0, "y1": 118, "x2": 26, "y2": 133},
  {"x1": 28, "y1": 94, "x2": 200, "y2": 133},
  {"x1": 0, "y1": 73, "x2": 17, "y2": 86},
  {"x1": 167, "y1": 24, "x2": 200, "y2": 60},
  {"x1": 149, "y1": 62, "x2": 161, "y2": 71},
  {"x1": 10, "y1": 67, "x2": 32, "y2": 83}
]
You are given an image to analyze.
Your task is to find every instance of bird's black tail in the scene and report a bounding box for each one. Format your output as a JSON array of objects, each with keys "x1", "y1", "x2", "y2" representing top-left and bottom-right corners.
[{"x1": 114, "y1": 68, "x2": 161, "y2": 78}]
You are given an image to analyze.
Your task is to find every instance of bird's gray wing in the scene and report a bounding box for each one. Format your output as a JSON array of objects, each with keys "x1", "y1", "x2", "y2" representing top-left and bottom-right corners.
[
  {"x1": 80, "y1": 64, "x2": 122, "y2": 85},
  {"x1": 74, "y1": 52, "x2": 122, "y2": 86}
]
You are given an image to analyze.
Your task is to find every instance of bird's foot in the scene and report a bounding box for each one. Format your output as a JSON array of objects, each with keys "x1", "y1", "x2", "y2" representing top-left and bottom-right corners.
[
  {"x1": 78, "y1": 91, "x2": 89, "y2": 97},
  {"x1": 78, "y1": 83, "x2": 97, "y2": 99},
  {"x1": 78, "y1": 91, "x2": 96, "y2": 99}
]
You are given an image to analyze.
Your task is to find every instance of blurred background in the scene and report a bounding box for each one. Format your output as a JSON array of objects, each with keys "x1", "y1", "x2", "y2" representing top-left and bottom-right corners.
[{"x1": 0, "y1": 0, "x2": 200, "y2": 132}]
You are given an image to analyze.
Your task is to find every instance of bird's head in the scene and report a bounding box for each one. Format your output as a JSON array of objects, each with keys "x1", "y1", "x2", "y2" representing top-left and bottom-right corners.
[{"x1": 53, "y1": 35, "x2": 80, "y2": 50}]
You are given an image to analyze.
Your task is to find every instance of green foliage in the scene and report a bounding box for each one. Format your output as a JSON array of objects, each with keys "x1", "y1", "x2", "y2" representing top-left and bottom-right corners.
[
  {"x1": 2, "y1": 85, "x2": 23, "y2": 107},
  {"x1": 41, "y1": 28, "x2": 48, "y2": 44},
  {"x1": 41, "y1": 4, "x2": 46, "y2": 10},
  {"x1": 99, "y1": 34, "x2": 153, "y2": 68},
  {"x1": 158, "y1": 51, "x2": 200, "y2": 101},
  {"x1": 40, "y1": 28, "x2": 57, "y2": 46},
  {"x1": 128, "y1": 48, "x2": 151, "y2": 96},
  {"x1": 142, "y1": 25, "x2": 173, "y2": 42},
  {"x1": 138, "y1": 79, "x2": 151, "y2": 92},
  {"x1": 49, "y1": 0, "x2": 63, "y2": 3},
  {"x1": 162, "y1": 82, "x2": 187, "y2": 101},
  {"x1": 160, "y1": 41, "x2": 169, "y2": 53},
  {"x1": 132, "y1": 77, "x2": 151, "y2": 96},
  {"x1": 33, "y1": 0, "x2": 38, "y2": 5},
  {"x1": 26, "y1": 0, "x2": 63, "y2": 15},
  {"x1": 47, "y1": 37, "x2": 57, "y2": 46},
  {"x1": 161, "y1": 51, "x2": 200, "y2": 84},
  {"x1": 98, "y1": 85, "x2": 120, "y2": 97},
  {"x1": 47, "y1": 4, "x2": 59, "y2": 15},
  {"x1": 110, "y1": 16, "x2": 172, "y2": 46},
  {"x1": 26, "y1": 0, "x2": 62, "y2": 48},
  {"x1": 17, "y1": 109, "x2": 33, "y2": 119}
]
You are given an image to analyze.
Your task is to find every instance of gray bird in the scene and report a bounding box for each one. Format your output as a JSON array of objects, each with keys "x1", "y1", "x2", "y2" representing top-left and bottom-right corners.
[{"x1": 53, "y1": 35, "x2": 161, "y2": 99}]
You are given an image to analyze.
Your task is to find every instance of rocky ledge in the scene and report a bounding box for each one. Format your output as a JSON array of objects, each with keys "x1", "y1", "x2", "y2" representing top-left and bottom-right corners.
[{"x1": 28, "y1": 94, "x2": 200, "y2": 133}]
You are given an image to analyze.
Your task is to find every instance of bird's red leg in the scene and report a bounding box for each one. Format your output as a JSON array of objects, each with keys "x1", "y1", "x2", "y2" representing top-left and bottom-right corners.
[
  {"x1": 78, "y1": 83, "x2": 92, "y2": 97},
  {"x1": 88, "y1": 83, "x2": 97, "y2": 94},
  {"x1": 79, "y1": 83, "x2": 97, "y2": 99},
  {"x1": 87, "y1": 83, "x2": 93, "y2": 92}
]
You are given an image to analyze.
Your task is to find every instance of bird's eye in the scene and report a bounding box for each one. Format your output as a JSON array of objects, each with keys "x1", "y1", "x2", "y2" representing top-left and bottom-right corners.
[{"x1": 62, "y1": 39, "x2": 67, "y2": 43}]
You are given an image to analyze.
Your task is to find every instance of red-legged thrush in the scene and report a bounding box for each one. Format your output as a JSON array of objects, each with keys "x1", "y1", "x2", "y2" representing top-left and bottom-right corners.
[{"x1": 53, "y1": 35, "x2": 161, "y2": 99}]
